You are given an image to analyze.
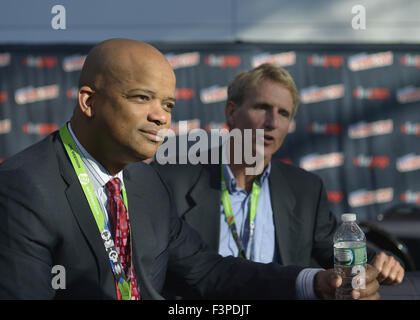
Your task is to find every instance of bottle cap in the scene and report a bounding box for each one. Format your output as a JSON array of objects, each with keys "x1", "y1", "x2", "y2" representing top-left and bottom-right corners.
[{"x1": 341, "y1": 213, "x2": 356, "y2": 222}]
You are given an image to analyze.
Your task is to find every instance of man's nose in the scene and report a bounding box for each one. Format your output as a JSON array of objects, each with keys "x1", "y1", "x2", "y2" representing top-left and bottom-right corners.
[
  {"x1": 147, "y1": 100, "x2": 169, "y2": 126},
  {"x1": 264, "y1": 110, "x2": 279, "y2": 130}
]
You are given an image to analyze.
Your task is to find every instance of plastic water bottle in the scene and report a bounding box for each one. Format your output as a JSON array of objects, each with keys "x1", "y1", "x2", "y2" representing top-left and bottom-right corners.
[{"x1": 333, "y1": 213, "x2": 367, "y2": 300}]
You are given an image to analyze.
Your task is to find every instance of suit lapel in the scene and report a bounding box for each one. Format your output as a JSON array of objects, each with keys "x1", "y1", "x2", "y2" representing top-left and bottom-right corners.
[
  {"x1": 55, "y1": 132, "x2": 163, "y2": 299},
  {"x1": 123, "y1": 168, "x2": 163, "y2": 300},
  {"x1": 269, "y1": 162, "x2": 301, "y2": 265},
  {"x1": 184, "y1": 163, "x2": 221, "y2": 251},
  {"x1": 54, "y1": 134, "x2": 117, "y2": 299}
]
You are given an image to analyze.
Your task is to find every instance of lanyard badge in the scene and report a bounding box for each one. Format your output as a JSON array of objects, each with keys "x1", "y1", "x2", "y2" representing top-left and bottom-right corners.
[
  {"x1": 59, "y1": 125, "x2": 132, "y2": 300},
  {"x1": 220, "y1": 163, "x2": 261, "y2": 260}
]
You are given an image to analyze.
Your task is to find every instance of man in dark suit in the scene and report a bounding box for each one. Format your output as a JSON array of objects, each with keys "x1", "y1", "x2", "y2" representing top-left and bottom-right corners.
[
  {"x1": 0, "y1": 39, "x2": 379, "y2": 300},
  {"x1": 152, "y1": 63, "x2": 404, "y2": 287}
]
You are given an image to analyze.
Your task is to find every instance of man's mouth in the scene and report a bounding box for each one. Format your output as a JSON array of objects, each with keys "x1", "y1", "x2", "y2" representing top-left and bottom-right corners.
[
  {"x1": 264, "y1": 134, "x2": 275, "y2": 145},
  {"x1": 139, "y1": 129, "x2": 164, "y2": 142}
]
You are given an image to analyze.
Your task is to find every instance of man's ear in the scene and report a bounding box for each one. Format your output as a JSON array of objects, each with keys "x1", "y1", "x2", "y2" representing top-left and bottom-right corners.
[
  {"x1": 78, "y1": 86, "x2": 95, "y2": 118},
  {"x1": 225, "y1": 100, "x2": 236, "y2": 129}
]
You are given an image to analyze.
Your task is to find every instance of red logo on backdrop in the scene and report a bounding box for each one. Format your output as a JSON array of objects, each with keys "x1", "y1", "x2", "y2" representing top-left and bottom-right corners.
[
  {"x1": 353, "y1": 155, "x2": 390, "y2": 169},
  {"x1": 307, "y1": 123, "x2": 343, "y2": 135},
  {"x1": 15, "y1": 84, "x2": 59, "y2": 105},
  {"x1": 252, "y1": 52, "x2": 296, "y2": 68},
  {"x1": 396, "y1": 86, "x2": 420, "y2": 104},
  {"x1": 0, "y1": 159, "x2": 3, "y2": 163},
  {"x1": 349, "y1": 188, "x2": 394, "y2": 208},
  {"x1": 200, "y1": 86, "x2": 227, "y2": 104},
  {"x1": 327, "y1": 191, "x2": 344, "y2": 204},
  {"x1": 278, "y1": 158, "x2": 293, "y2": 165},
  {"x1": 400, "y1": 55, "x2": 420, "y2": 68},
  {"x1": 204, "y1": 122, "x2": 229, "y2": 133},
  {"x1": 300, "y1": 84, "x2": 344, "y2": 104},
  {"x1": 22, "y1": 56, "x2": 58, "y2": 68},
  {"x1": 300, "y1": 152, "x2": 344, "y2": 171},
  {"x1": 0, "y1": 53, "x2": 11, "y2": 67},
  {"x1": 348, "y1": 52, "x2": 393, "y2": 71},
  {"x1": 353, "y1": 87, "x2": 390, "y2": 100},
  {"x1": 0, "y1": 91, "x2": 8, "y2": 104},
  {"x1": 66, "y1": 87, "x2": 78, "y2": 99},
  {"x1": 175, "y1": 88, "x2": 195, "y2": 100},
  {"x1": 396, "y1": 154, "x2": 420, "y2": 172},
  {"x1": 400, "y1": 191, "x2": 420, "y2": 204},
  {"x1": 401, "y1": 122, "x2": 420, "y2": 136},
  {"x1": 62, "y1": 54, "x2": 87, "y2": 72},
  {"x1": 0, "y1": 119, "x2": 11, "y2": 134},
  {"x1": 170, "y1": 119, "x2": 201, "y2": 135},
  {"x1": 204, "y1": 55, "x2": 241, "y2": 68},
  {"x1": 166, "y1": 52, "x2": 200, "y2": 69},
  {"x1": 307, "y1": 55, "x2": 344, "y2": 68},
  {"x1": 22, "y1": 123, "x2": 59, "y2": 136},
  {"x1": 348, "y1": 120, "x2": 393, "y2": 139}
]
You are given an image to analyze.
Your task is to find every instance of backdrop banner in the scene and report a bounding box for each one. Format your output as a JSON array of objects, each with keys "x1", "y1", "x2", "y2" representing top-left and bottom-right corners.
[{"x1": 1, "y1": 43, "x2": 420, "y2": 221}]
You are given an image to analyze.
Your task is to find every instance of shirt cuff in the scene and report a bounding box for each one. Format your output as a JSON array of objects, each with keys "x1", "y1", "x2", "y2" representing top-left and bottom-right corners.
[{"x1": 295, "y1": 268, "x2": 325, "y2": 300}]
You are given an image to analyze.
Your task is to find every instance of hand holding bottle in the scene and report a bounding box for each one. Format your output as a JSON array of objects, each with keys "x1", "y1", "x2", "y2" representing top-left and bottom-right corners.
[{"x1": 314, "y1": 265, "x2": 380, "y2": 300}]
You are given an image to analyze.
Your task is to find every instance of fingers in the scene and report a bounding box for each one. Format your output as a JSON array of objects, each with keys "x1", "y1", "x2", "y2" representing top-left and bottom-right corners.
[
  {"x1": 365, "y1": 264, "x2": 379, "y2": 283},
  {"x1": 350, "y1": 264, "x2": 380, "y2": 300},
  {"x1": 382, "y1": 264, "x2": 405, "y2": 285},
  {"x1": 357, "y1": 291, "x2": 381, "y2": 300},
  {"x1": 354, "y1": 276, "x2": 380, "y2": 300},
  {"x1": 315, "y1": 270, "x2": 342, "y2": 300},
  {"x1": 372, "y1": 252, "x2": 387, "y2": 277},
  {"x1": 392, "y1": 265, "x2": 405, "y2": 284},
  {"x1": 372, "y1": 252, "x2": 405, "y2": 284},
  {"x1": 329, "y1": 271, "x2": 342, "y2": 289},
  {"x1": 378, "y1": 254, "x2": 394, "y2": 282},
  {"x1": 348, "y1": 258, "x2": 404, "y2": 300},
  {"x1": 396, "y1": 268, "x2": 405, "y2": 283}
]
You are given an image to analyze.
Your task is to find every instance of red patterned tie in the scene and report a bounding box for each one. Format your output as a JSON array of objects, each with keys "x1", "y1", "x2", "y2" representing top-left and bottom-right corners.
[{"x1": 105, "y1": 177, "x2": 140, "y2": 300}]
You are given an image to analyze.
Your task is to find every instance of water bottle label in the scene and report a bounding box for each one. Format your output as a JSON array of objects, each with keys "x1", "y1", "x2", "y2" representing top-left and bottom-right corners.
[{"x1": 334, "y1": 246, "x2": 367, "y2": 266}]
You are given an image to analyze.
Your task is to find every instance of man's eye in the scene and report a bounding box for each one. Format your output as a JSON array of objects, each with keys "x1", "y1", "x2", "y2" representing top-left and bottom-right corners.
[
  {"x1": 137, "y1": 95, "x2": 149, "y2": 101},
  {"x1": 164, "y1": 103, "x2": 175, "y2": 110}
]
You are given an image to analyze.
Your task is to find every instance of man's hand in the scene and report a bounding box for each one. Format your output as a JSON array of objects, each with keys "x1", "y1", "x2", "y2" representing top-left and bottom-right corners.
[
  {"x1": 314, "y1": 269, "x2": 341, "y2": 299},
  {"x1": 370, "y1": 252, "x2": 405, "y2": 285},
  {"x1": 314, "y1": 264, "x2": 380, "y2": 300}
]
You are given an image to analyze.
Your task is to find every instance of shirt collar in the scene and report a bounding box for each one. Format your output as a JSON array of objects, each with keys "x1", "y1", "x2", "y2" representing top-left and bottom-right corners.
[
  {"x1": 221, "y1": 142, "x2": 271, "y2": 193},
  {"x1": 67, "y1": 123, "x2": 124, "y2": 189}
]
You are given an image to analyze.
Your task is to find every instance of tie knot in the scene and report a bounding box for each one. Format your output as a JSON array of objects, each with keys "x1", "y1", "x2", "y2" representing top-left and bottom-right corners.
[{"x1": 105, "y1": 177, "x2": 122, "y2": 197}]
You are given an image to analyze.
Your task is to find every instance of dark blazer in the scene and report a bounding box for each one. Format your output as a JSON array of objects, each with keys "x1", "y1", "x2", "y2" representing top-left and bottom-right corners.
[
  {"x1": 0, "y1": 132, "x2": 304, "y2": 300},
  {"x1": 152, "y1": 153, "x2": 344, "y2": 269}
]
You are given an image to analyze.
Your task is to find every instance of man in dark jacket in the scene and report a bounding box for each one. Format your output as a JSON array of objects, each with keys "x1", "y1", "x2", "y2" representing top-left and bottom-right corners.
[
  {"x1": 0, "y1": 39, "x2": 380, "y2": 300},
  {"x1": 152, "y1": 63, "x2": 404, "y2": 291}
]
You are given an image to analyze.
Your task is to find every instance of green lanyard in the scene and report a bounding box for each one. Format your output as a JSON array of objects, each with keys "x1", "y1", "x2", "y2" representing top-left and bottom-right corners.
[
  {"x1": 59, "y1": 124, "x2": 132, "y2": 300},
  {"x1": 220, "y1": 163, "x2": 261, "y2": 260}
]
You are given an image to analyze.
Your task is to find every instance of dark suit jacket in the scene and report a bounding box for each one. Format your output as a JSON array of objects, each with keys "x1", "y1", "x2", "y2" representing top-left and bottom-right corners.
[
  {"x1": 0, "y1": 132, "x2": 304, "y2": 300},
  {"x1": 153, "y1": 153, "x2": 361, "y2": 269}
]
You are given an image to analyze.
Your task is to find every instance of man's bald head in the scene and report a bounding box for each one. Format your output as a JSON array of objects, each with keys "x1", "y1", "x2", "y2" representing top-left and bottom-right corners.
[
  {"x1": 71, "y1": 38, "x2": 176, "y2": 174},
  {"x1": 78, "y1": 38, "x2": 173, "y2": 90}
]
